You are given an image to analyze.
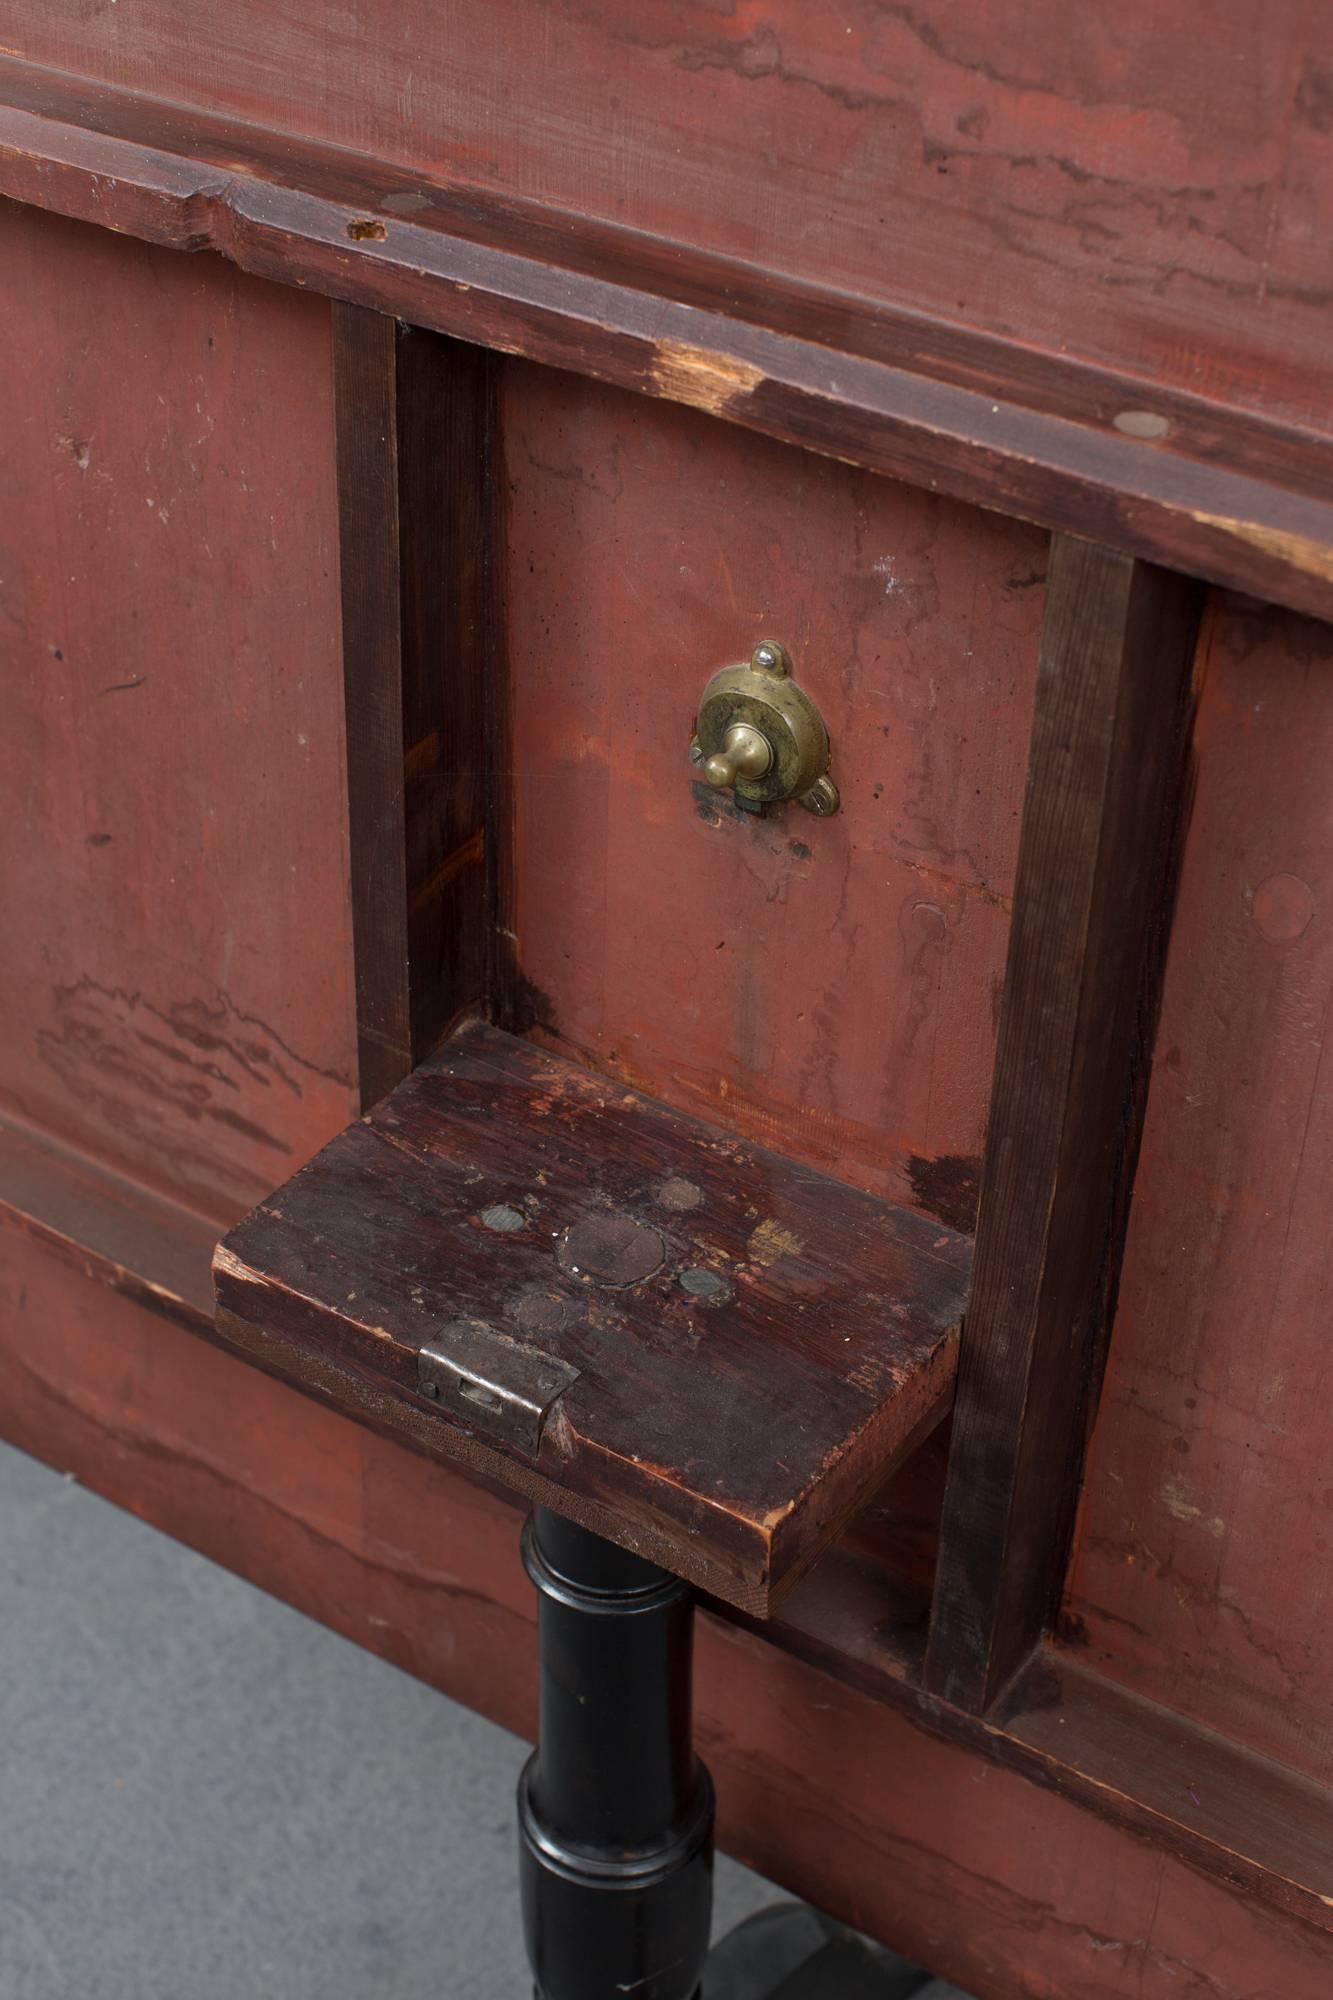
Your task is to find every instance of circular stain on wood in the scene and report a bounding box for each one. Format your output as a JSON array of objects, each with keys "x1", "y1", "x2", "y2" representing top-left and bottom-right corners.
[
  {"x1": 657, "y1": 1177, "x2": 703, "y2": 1212},
  {"x1": 1251, "y1": 872, "x2": 1315, "y2": 942},
  {"x1": 678, "y1": 1266, "x2": 730, "y2": 1305},
  {"x1": 513, "y1": 1288, "x2": 569, "y2": 1334},
  {"x1": 557, "y1": 1215, "x2": 664, "y2": 1287}
]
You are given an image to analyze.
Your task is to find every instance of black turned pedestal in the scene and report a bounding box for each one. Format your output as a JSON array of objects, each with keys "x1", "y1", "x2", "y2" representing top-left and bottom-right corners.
[
  {"x1": 520, "y1": 1509, "x2": 714, "y2": 2000},
  {"x1": 518, "y1": 1507, "x2": 937, "y2": 1999}
]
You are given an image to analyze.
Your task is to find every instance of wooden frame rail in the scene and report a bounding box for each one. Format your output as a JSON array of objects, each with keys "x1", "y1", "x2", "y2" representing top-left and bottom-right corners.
[{"x1": 2, "y1": 56, "x2": 1332, "y2": 623}]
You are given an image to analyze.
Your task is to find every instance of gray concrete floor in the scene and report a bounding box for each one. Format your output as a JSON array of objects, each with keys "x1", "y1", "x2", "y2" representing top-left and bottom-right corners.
[{"x1": 0, "y1": 1441, "x2": 970, "y2": 1998}]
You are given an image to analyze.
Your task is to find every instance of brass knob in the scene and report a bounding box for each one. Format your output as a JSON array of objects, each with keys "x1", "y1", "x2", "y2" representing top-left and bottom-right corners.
[
  {"x1": 703, "y1": 723, "x2": 773, "y2": 792},
  {"x1": 691, "y1": 642, "x2": 839, "y2": 817}
]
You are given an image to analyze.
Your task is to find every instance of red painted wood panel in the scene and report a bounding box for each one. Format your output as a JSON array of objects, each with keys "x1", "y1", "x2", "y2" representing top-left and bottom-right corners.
[
  {"x1": 0, "y1": 203, "x2": 357, "y2": 1221},
  {"x1": 2, "y1": 3, "x2": 1328, "y2": 434},
  {"x1": 503, "y1": 360, "x2": 1045, "y2": 1220},
  {"x1": 1066, "y1": 597, "x2": 1333, "y2": 1785}
]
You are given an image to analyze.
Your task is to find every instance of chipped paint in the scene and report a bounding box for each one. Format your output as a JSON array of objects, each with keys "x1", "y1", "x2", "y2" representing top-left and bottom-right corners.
[
  {"x1": 650, "y1": 341, "x2": 764, "y2": 416},
  {"x1": 1189, "y1": 508, "x2": 1333, "y2": 584},
  {"x1": 214, "y1": 1243, "x2": 395, "y2": 1341},
  {"x1": 747, "y1": 1216, "x2": 804, "y2": 1265},
  {"x1": 1160, "y1": 1474, "x2": 1204, "y2": 1522},
  {"x1": 1161, "y1": 1475, "x2": 1225, "y2": 1537}
]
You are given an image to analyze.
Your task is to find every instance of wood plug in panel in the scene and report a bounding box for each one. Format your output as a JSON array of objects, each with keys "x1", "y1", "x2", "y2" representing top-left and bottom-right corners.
[{"x1": 213, "y1": 1023, "x2": 970, "y2": 1612}]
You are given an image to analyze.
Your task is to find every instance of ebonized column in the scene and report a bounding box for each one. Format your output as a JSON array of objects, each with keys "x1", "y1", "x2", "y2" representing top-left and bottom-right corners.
[{"x1": 518, "y1": 1508, "x2": 715, "y2": 2000}]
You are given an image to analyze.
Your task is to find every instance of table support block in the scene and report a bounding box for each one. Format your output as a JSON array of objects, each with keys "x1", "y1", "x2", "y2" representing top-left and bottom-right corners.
[{"x1": 213, "y1": 1023, "x2": 970, "y2": 1612}]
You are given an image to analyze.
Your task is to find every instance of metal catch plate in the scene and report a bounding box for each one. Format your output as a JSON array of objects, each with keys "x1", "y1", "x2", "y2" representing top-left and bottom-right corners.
[{"x1": 417, "y1": 1318, "x2": 580, "y2": 1452}]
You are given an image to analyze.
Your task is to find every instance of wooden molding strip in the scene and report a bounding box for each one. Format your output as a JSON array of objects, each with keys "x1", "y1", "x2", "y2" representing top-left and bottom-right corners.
[
  {"x1": 0, "y1": 1109, "x2": 217, "y2": 1334},
  {"x1": 925, "y1": 539, "x2": 1204, "y2": 1711},
  {"x1": 2, "y1": 57, "x2": 1332, "y2": 622}
]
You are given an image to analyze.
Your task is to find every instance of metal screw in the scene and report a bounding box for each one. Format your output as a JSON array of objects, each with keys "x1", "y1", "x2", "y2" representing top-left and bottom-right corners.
[
  {"x1": 799, "y1": 775, "x2": 840, "y2": 817},
  {"x1": 481, "y1": 1203, "x2": 527, "y2": 1233},
  {"x1": 752, "y1": 642, "x2": 781, "y2": 672},
  {"x1": 679, "y1": 1266, "x2": 730, "y2": 1304}
]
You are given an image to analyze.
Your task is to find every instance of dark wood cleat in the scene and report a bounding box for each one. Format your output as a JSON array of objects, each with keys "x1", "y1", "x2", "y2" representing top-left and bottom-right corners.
[{"x1": 214, "y1": 1021, "x2": 970, "y2": 1615}]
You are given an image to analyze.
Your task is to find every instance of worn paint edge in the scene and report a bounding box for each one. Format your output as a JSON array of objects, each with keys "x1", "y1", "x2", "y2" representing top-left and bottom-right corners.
[{"x1": 1, "y1": 81, "x2": 1332, "y2": 620}]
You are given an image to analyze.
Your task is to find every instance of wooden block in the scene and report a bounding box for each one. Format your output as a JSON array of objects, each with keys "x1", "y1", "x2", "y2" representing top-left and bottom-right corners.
[{"x1": 214, "y1": 1023, "x2": 970, "y2": 1612}]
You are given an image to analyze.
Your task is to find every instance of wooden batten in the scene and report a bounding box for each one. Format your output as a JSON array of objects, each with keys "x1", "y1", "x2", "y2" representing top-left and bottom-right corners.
[
  {"x1": 926, "y1": 537, "x2": 1204, "y2": 1711},
  {"x1": 333, "y1": 308, "x2": 494, "y2": 1106}
]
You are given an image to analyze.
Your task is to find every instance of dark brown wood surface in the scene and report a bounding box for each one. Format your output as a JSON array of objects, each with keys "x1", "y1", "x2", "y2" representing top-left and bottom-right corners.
[
  {"x1": 2, "y1": 57, "x2": 1333, "y2": 620},
  {"x1": 333, "y1": 309, "x2": 494, "y2": 1106},
  {"x1": 926, "y1": 538, "x2": 1202, "y2": 1711},
  {"x1": 214, "y1": 1022, "x2": 970, "y2": 1611}
]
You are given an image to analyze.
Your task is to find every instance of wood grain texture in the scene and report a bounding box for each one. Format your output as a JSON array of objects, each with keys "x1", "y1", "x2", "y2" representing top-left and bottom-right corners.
[
  {"x1": 1, "y1": 1209, "x2": 1330, "y2": 1995},
  {"x1": 3, "y1": 2, "x2": 1330, "y2": 434},
  {"x1": 333, "y1": 308, "x2": 493, "y2": 1106},
  {"x1": 2, "y1": 57, "x2": 1333, "y2": 620},
  {"x1": 501, "y1": 361, "x2": 1042, "y2": 1216},
  {"x1": 1065, "y1": 596, "x2": 1333, "y2": 1786},
  {"x1": 926, "y1": 538, "x2": 1203, "y2": 1711},
  {"x1": 0, "y1": 199, "x2": 357, "y2": 1223},
  {"x1": 214, "y1": 1022, "x2": 970, "y2": 1611}
]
